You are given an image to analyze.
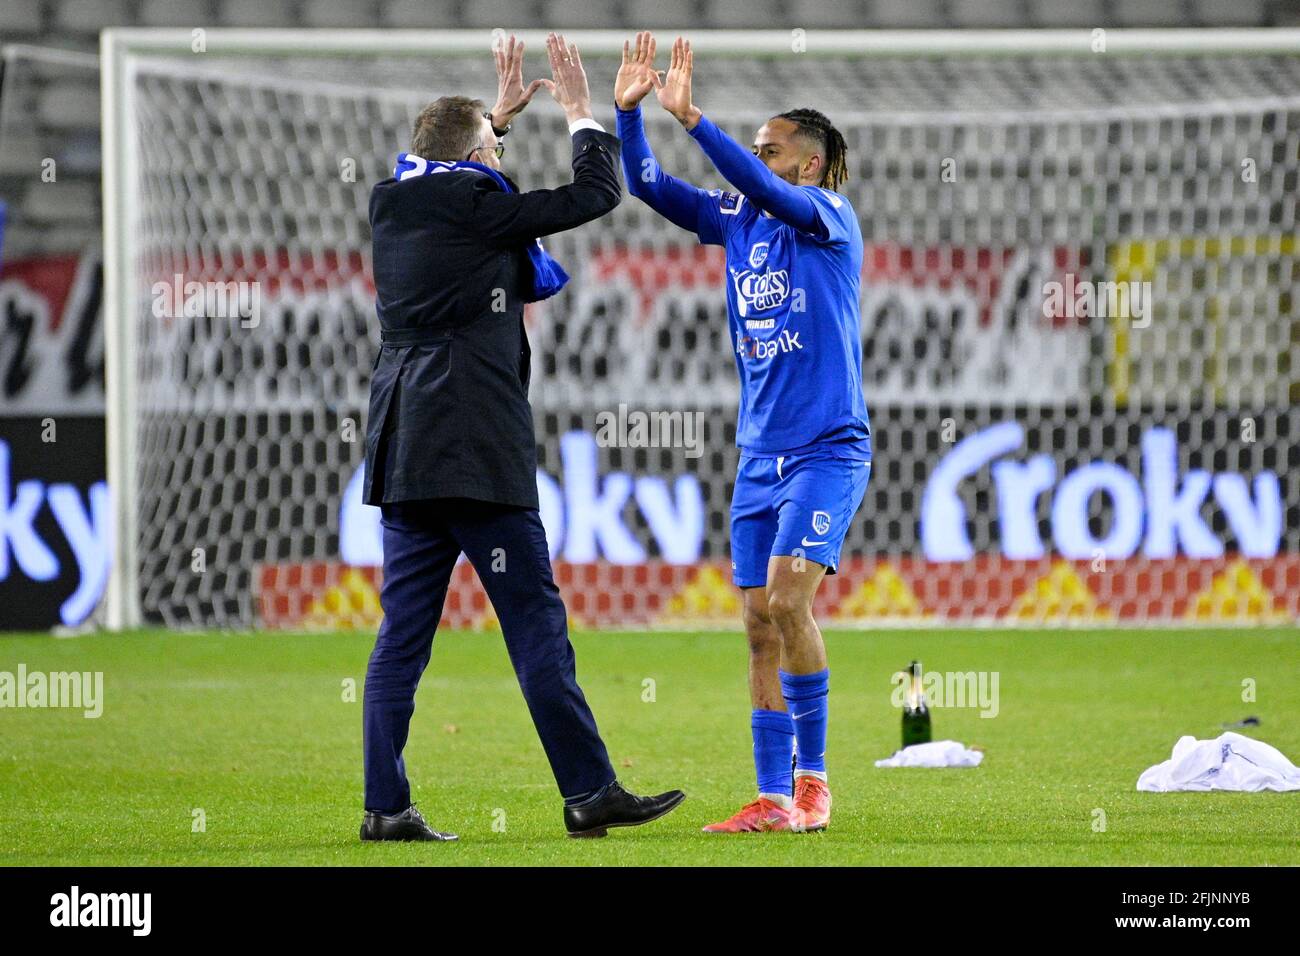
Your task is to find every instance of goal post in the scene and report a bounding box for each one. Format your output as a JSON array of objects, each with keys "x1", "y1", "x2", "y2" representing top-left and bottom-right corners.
[{"x1": 100, "y1": 28, "x2": 1300, "y2": 630}]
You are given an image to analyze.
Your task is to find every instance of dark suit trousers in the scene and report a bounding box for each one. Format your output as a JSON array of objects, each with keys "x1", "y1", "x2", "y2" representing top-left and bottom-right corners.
[{"x1": 363, "y1": 497, "x2": 616, "y2": 813}]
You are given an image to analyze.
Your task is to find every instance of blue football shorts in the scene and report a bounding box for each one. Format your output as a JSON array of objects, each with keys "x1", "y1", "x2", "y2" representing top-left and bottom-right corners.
[{"x1": 729, "y1": 449, "x2": 871, "y2": 589}]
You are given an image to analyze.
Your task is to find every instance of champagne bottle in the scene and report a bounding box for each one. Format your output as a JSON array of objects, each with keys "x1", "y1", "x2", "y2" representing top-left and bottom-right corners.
[{"x1": 902, "y1": 660, "x2": 931, "y2": 747}]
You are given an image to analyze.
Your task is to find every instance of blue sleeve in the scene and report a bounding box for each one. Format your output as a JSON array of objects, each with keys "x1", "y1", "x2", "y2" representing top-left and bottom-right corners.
[
  {"x1": 686, "y1": 112, "x2": 850, "y2": 243},
  {"x1": 616, "y1": 105, "x2": 731, "y2": 246}
]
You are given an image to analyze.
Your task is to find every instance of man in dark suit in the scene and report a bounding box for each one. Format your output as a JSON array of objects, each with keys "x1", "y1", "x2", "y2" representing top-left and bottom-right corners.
[{"x1": 360, "y1": 33, "x2": 684, "y2": 842}]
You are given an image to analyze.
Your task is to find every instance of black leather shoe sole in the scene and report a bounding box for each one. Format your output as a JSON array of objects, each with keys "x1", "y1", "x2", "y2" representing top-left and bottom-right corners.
[
  {"x1": 566, "y1": 790, "x2": 686, "y2": 839},
  {"x1": 359, "y1": 827, "x2": 460, "y2": 842}
]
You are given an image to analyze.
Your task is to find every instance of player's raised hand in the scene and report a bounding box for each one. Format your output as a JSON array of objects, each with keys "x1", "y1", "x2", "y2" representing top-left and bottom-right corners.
[
  {"x1": 655, "y1": 36, "x2": 701, "y2": 130},
  {"x1": 542, "y1": 32, "x2": 593, "y2": 123},
  {"x1": 615, "y1": 31, "x2": 659, "y2": 111},
  {"x1": 490, "y1": 34, "x2": 547, "y2": 128}
]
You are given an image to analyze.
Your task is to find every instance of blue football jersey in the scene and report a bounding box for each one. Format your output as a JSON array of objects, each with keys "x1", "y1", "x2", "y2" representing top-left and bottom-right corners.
[{"x1": 694, "y1": 186, "x2": 871, "y2": 458}]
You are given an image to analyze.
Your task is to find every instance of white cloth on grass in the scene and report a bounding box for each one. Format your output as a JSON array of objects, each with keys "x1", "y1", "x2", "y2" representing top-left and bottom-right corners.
[
  {"x1": 875, "y1": 740, "x2": 983, "y2": 768},
  {"x1": 1137, "y1": 732, "x2": 1300, "y2": 793}
]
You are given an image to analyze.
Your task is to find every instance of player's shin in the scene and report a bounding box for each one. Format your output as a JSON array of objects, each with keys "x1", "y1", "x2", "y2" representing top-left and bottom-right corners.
[{"x1": 780, "y1": 668, "x2": 830, "y2": 779}]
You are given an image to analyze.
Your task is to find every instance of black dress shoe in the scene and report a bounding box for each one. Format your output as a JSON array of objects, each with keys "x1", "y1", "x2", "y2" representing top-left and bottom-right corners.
[
  {"x1": 564, "y1": 781, "x2": 686, "y2": 838},
  {"x1": 360, "y1": 803, "x2": 459, "y2": 842}
]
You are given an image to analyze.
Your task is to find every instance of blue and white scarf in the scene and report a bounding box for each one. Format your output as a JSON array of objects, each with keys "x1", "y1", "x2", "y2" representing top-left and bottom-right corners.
[{"x1": 393, "y1": 153, "x2": 570, "y2": 302}]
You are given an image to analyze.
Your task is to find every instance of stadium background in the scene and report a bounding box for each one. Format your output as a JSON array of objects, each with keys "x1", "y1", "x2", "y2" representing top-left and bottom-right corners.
[{"x1": 1, "y1": 4, "x2": 1298, "y2": 633}]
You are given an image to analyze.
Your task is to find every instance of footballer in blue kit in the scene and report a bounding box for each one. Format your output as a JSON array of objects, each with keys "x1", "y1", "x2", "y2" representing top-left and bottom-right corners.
[{"x1": 615, "y1": 33, "x2": 871, "y2": 833}]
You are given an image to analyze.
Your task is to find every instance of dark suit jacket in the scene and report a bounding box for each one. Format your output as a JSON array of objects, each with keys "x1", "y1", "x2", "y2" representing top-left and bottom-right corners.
[{"x1": 364, "y1": 127, "x2": 622, "y2": 509}]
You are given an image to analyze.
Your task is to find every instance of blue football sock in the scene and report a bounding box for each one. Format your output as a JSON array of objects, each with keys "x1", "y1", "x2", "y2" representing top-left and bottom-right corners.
[
  {"x1": 780, "y1": 669, "x2": 829, "y2": 775},
  {"x1": 751, "y1": 709, "x2": 795, "y2": 797}
]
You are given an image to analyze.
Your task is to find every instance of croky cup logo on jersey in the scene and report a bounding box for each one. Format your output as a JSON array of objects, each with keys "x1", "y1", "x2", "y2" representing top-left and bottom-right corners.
[{"x1": 730, "y1": 241, "x2": 791, "y2": 319}]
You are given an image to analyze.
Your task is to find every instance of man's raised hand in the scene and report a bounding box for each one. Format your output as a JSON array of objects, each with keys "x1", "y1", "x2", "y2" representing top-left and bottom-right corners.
[
  {"x1": 615, "y1": 31, "x2": 659, "y2": 111},
  {"x1": 490, "y1": 34, "x2": 547, "y2": 128},
  {"x1": 656, "y1": 36, "x2": 701, "y2": 130},
  {"x1": 543, "y1": 32, "x2": 593, "y2": 123}
]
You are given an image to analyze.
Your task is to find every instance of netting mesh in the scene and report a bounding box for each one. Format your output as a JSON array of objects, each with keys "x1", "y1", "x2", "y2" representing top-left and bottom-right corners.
[{"x1": 121, "y1": 47, "x2": 1300, "y2": 628}]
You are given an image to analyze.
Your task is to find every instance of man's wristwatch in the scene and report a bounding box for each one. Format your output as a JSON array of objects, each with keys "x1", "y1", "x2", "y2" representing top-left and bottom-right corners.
[{"x1": 485, "y1": 111, "x2": 510, "y2": 137}]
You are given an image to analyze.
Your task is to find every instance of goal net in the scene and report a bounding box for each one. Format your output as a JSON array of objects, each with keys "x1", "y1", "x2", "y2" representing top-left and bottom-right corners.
[{"x1": 101, "y1": 29, "x2": 1300, "y2": 630}]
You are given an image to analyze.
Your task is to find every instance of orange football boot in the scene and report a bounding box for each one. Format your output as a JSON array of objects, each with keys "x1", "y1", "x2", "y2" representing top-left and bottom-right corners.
[
  {"x1": 788, "y1": 775, "x2": 831, "y2": 832},
  {"x1": 701, "y1": 797, "x2": 791, "y2": 833}
]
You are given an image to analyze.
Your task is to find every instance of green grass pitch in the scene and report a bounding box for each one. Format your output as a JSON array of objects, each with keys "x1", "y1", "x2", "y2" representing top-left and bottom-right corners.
[{"x1": 1, "y1": 627, "x2": 1296, "y2": 866}]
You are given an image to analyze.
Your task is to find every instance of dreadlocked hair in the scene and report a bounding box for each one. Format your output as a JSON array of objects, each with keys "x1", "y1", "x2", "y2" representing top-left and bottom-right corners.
[{"x1": 775, "y1": 107, "x2": 849, "y2": 192}]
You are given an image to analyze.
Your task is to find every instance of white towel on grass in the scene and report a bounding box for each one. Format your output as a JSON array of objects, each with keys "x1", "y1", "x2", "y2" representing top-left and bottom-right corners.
[
  {"x1": 875, "y1": 740, "x2": 983, "y2": 768},
  {"x1": 1137, "y1": 732, "x2": 1300, "y2": 793}
]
